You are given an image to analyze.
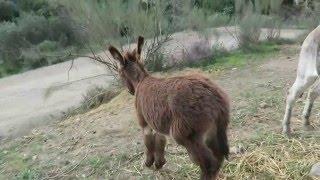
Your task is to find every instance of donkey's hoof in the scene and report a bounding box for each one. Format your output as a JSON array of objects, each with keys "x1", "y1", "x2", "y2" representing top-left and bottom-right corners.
[
  {"x1": 155, "y1": 159, "x2": 166, "y2": 169},
  {"x1": 303, "y1": 125, "x2": 314, "y2": 131},
  {"x1": 144, "y1": 157, "x2": 154, "y2": 167},
  {"x1": 201, "y1": 173, "x2": 217, "y2": 180}
]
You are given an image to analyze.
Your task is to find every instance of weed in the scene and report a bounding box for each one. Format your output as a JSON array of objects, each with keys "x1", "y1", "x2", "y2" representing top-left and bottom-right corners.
[
  {"x1": 88, "y1": 156, "x2": 108, "y2": 170},
  {"x1": 17, "y1": 169, "x2": 40, "y2": 180}
]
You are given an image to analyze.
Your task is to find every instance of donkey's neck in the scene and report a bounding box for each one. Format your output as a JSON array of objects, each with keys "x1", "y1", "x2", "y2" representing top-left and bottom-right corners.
[
  {"x1": 131, "y1": 73, "x2": 150, "y2": 91},
  {"x1": 134, "y1": 74, "x2": 159, "y2": 90}
]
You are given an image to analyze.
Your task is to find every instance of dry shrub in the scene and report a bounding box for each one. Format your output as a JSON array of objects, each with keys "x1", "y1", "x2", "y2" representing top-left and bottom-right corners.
[
  {"x1": 264, "y1": 16, "x2": 282, "y2": 41},
  {"x1": 62, "y1": 85, "x2": 121, "y2": 119},
  {"x1": 80, "y1": 86, "x2": 120, "y2": 110},
  {"x1": 237, "y1": 14, "x2": 272, "y2": 48},
  {"x1": 182, "y1": 39, "x2": 212, "y2": 64}
]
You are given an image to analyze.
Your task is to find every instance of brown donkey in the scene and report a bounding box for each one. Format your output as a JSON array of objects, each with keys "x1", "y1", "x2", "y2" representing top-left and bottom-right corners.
[{"x1": 108, "y1": 36, "x2": 230, "y2": 180}]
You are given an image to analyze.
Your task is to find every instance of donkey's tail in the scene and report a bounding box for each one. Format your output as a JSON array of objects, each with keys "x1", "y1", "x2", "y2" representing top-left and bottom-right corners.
[{"x1": 217, "y1": 123, "x2": 229, "y2": 160}]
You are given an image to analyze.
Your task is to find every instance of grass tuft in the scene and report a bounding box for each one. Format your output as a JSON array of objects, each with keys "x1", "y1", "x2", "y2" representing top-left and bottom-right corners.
[{"x1": 224, "y1": 133, "x2": 320, "y2": 179}]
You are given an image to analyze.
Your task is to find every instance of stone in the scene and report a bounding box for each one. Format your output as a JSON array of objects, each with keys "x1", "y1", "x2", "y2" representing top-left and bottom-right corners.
[
  {"x1": 230, "y1": 144, "x2": 245, "y2": 155},
  {"x1": 310, "y1": 163, "x2": 320, "y2": 177},
  {"x1": 259, "y1": 102, "x2": 269, "y2": 109}
]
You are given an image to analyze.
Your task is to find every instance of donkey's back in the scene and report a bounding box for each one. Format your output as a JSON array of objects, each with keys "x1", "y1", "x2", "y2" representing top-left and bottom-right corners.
[{"x1": 136, "y1": 74, "x2": 230, "y2": 156}]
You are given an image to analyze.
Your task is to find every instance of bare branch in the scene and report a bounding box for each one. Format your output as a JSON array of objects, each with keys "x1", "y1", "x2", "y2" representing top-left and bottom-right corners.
[
  {"x1": 66, "y1": 47, "x2": 119, "y2": 82},
  {"x1": 145, "y1": 34, "x2": 172, "y2": 63},
  {"x1": 67, "y1": 52, "x2": 74, "y2": 81}
]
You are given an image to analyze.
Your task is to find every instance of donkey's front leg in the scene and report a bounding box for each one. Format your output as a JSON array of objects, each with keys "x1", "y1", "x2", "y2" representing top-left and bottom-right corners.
[
  {"x1": 154, "y1": 133, "x2": 167, "y2": 169},
  {"x1": 142, "y1": 126, "x2": 155, "y2": 167}
]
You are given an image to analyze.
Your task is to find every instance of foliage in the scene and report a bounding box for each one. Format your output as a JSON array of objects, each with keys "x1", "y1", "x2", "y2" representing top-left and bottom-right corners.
[
  {"x1": 37, "y1": 40, "x2": 58, "y2": 52},
  {"x1": 0, "y1": 0, "x2": 19, "y2": 22},
  {"x1": 0, "y1": 0, "x2": 81, "y2": 78},
  {"x1": 194, "y1": 0, "x2": 235, "y2": 15},
  {"x1": 0, "y1": 0, "x2": 319, "y2": 78},
  {"x1": 232, "y1": 0, "x2": 287, "y2": 51},
  {"x1": 17, "y1": 14, "x2": 49, "y2": 44},
  {"x1": 59, "y1": 0, "x2": 232, "y2": 74},
  {"x1": 238, "y1": 14, "x2": 266, "y2": 48}
]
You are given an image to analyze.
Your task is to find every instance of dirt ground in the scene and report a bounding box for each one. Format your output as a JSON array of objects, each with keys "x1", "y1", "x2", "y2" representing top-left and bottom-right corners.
[{"x1": 0, "y1": 44, "x2": 319, "y2": 179}]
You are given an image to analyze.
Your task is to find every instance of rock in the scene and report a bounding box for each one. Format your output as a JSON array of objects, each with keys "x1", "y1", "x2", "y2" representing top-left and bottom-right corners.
[
  {"x1": 22, "y1": 154, "x2": 28, "y2": 160},
  {"x1": 230, "y1": 144, "x2": 245, "y2": 155},
  {"x1": 259, "y1": 102, "x2": 269, "y2": 109},
  {"x1": 64, "y1": 160, "x2": 70, "y2": 165},
  {"x1": 310, "y1": 163, "x2": 320, "y2": 177}
]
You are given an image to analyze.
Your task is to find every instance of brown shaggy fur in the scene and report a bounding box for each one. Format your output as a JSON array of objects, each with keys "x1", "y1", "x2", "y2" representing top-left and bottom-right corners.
[{"x1": 109, "y1": 36, "x2": 230, "y2": 180}]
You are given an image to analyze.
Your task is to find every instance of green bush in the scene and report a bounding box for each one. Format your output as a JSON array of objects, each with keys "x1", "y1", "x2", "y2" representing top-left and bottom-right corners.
[
  {"x1": 237, "y1": 13, "x2": 267, "y2": 50},
  {"x1": 207, "y1": 13, "x2": 231, "y2": 27},
  {"x1": 0, "y1": 22, "x2": 26, "y2": 73},
  {"x1": 0, "y1": 0, "x2": 84, "y2": 77},
  {"x1": 0, "y1": 0, "x2": 19, "y2": 22},
  {"x1": 20, "y1": 48, "x2": 48, "y2": 69},
  {"x1": 16, "y1": 0, "x2": 51, "y2": 17},
  {"x1": 37, "y1": 40, "x2": 58, "y2": 52},
  {"x1": 195, "y1": 0, "x2": 235, "y2": 15},
  {"x1": 48, "y1": 16, "x2": 80, "y2": 46},
  {"x1": 17, "y1": 13, "x2": 49, "y2": 44}
]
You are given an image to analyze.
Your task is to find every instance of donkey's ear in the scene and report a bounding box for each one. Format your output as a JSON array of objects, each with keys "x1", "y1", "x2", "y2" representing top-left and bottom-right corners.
[
  {"x1": 137, "y1": 36, "x2": 144, "y2": 55},
  {"x1": 109, "y1": 46, "x2": 125, "y2": 66}
]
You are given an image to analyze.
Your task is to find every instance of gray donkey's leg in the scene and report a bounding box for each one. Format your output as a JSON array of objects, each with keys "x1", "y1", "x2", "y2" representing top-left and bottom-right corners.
[
  {"x1": 283, "y1": 76, "x2": 317, "y2": 135},
  {"x1": 303, "y1": 80, "x2": 320, "y2": 129}
]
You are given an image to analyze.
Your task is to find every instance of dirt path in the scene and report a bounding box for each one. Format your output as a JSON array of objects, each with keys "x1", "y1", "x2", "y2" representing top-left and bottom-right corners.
[{"x1": 0, "y1": 27, "x2": 306, "y2": 138}]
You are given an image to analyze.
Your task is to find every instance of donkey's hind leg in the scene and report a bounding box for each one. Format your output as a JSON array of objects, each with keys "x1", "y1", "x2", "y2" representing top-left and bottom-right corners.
[
  {"x1": 142, "y1": 126, "x2": 155, "y2": 167},
  {"x1": 283, "y1": 75, "x2": 317, "y2": 135},
  {"x1": 303, "y1": 80, "x2": 320, "y2": 129},
  {"x1": 205, "y1": 127, "x2": 228, "y2": 167},
  {"x1": 154, "y1": 133, "x2": 167, "y2": 169},
  {"x1": 174, "y1": 135, "x2": 219, "y2": 180}
]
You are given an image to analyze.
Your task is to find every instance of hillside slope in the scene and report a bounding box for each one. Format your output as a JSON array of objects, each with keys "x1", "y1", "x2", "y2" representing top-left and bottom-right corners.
[{"x1": 0, "y1": 44, "x2": 319, "y2": 179}]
